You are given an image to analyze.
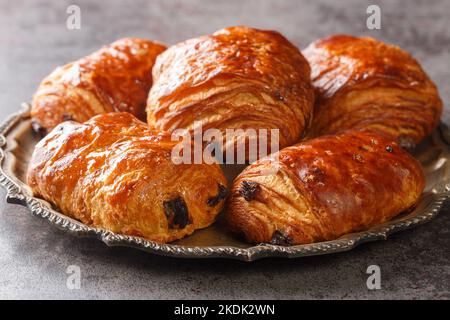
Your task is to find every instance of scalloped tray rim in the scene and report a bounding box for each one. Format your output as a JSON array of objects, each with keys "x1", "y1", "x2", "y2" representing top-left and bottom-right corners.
[{"x1": 0, "y1": 103, "x2": 448, "y2": 261}]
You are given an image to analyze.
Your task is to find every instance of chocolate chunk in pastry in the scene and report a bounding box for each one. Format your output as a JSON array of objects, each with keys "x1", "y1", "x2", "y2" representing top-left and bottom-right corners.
[
  {"x1": 225, "y1": 129, "x2": 425, "y2": 245},
  {"x1": 27, "y1": 112, "x2": 227, "y2": 243}
]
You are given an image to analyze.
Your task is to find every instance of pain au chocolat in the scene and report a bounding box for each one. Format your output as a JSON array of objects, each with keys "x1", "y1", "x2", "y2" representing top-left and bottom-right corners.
[
  {"x1": 303, "y1": 35, "x2": 443, "y2": 149},
  {"x1": 31, "y1": 38, "x2": 166, "y2": 135},
  {"x1": 225, "y1": 129, "x2": 425, "y2": 245},
  {"x1": 147, "y1": 26, "x2": 315, "y2": 160},
  {"x1": 27, "y1": 112, "x2": 227, "y2": 243}
]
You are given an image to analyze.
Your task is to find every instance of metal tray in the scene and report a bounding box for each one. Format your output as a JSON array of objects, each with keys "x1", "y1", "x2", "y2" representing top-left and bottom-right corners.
[{"x1": 0, "y1": 103, "x2": 449, "y2": 261}]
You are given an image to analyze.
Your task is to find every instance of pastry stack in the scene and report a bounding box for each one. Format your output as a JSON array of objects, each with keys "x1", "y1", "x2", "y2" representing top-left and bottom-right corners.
[{"x1": 27, "y1": 26, "x2": 442, "y2": 245}]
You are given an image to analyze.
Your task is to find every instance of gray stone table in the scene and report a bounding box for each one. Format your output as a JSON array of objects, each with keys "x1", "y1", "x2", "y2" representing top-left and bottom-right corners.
[{"x1": 0, "y1": 0, "x2": 449, "y2": 299}]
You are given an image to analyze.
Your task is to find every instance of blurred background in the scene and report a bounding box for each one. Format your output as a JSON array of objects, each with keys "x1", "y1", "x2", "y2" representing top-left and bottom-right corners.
[{"x1": 0, "y1": 0, "x2": 449, "y2": 299}]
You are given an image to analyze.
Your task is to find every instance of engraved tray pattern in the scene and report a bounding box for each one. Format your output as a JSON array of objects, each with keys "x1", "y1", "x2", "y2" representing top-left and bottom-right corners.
[{"x1": 0, "y1": 103, "x2": 449, "y2": 261}]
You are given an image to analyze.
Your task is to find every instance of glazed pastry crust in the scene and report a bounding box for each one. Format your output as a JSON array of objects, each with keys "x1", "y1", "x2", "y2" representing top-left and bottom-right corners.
[
  {"x1": 27, "y1": 112, "x2": 227, "y2": 243},
  {"x1": 147, "y1": 26, "x2": 315, "y2": 157},
  {"x1": 225, "y1": 129, "x2": 425, "y2": 245},
  {"x1": 31, "y1": 38, "x2": 166, "y2": 134},
  {"x1": 303, "y1": 35, "x2": 443, "y2": 148}
]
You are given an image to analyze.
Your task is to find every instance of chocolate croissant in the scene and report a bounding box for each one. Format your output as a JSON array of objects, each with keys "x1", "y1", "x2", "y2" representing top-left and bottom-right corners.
[
  {"x1": 31, "y1": 38, "x2": 166, "y2": 135},
  {"x1": 303, "y1": 35, "x2": 443, "y2": 149},
  {"x1": 27, "y1": 112, "x2": 227, "y2": 243},
  {"x1": 225, "y1": 129, "x2": 425, "y2": 245},
  {"x1": 147, "y1": 26, "x2": 315, "y2": 160}
]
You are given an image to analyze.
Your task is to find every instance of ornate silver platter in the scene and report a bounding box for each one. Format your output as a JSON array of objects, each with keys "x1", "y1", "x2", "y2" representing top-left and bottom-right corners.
[{"x1": 1, "y1": 103, "x2": 449, "y2": 261}]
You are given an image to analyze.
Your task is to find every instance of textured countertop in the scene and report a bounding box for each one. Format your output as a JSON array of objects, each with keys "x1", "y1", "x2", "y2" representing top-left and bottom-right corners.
[{"x1": 0, "y1": 0, "x2": 449, "y2": 299}]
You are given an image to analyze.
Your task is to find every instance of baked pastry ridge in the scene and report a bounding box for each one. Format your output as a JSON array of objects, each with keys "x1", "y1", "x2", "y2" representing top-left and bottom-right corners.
[
  {"x1": 225, "y1": 129, "x2": 425, "y2": 245},
  {"x1": 31, "y1": 37, "x2": 166, "y2": 135},
  {"x1": 27, "y1": 112, "x2": 228, "y2": 243},
  {"x1": 303, "y1": 34, "x2": 443, "y2": 148},
  {"x1": 147, "y1": 26, "x2": 315, "y2": 159}
]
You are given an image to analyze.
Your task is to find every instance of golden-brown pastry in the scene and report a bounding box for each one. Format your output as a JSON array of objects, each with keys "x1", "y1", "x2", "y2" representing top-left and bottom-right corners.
[
  {"x1": 27, "y1": 112, "x2": 227, "y2": 243},
  {"x1": 31, "y1": 38, "x2": 166, "y2": 135},
  {"x1": 147, "y1": 26, "x2": 315, "y2": 160},
  {"x1": 225, "y1": 129, "x2": 425, "y2": 245},
  {"x1": 303, "y1": 35, "x2": 443, "y2": 149}
]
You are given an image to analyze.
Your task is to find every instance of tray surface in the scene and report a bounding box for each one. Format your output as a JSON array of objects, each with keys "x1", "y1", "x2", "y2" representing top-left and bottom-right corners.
[{"x1": 0, "y1": 104, "x2": 449, "y2": 261}]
